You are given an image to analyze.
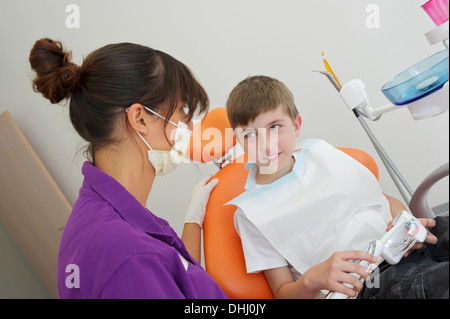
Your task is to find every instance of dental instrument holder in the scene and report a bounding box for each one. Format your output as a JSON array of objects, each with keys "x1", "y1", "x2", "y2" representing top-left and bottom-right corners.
[
  {"x1": 326, "y1": 211, "x2": 427, "y2": 299},
  {"x1": 335, "y1": 79, "x2": 415, "y2": 205},
  {"x1": 425, "y1": 21, "x2": 449, "y2": 48}
]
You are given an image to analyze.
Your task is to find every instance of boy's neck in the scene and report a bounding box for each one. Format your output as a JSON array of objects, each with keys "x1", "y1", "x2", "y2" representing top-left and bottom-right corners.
[{"x1": 254, "y1": 155, "x2": 296, "y2": 185}]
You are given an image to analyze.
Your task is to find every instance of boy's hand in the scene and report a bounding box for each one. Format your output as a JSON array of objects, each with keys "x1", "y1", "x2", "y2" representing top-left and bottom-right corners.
[
  {"x1": 404, "y1": 218, "x2": 438, "y2": 257},
  {"x1": 386, "y1": 218, "x2": 438, "y2": 257},
  {"x1": 303, "y1": 251, "x2": 377, "y2": 298}
]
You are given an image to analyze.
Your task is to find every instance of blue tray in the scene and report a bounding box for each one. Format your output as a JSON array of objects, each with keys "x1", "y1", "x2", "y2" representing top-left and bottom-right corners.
[{"x1": 382, "y1": 49, "x2": 449, "y2": 105}]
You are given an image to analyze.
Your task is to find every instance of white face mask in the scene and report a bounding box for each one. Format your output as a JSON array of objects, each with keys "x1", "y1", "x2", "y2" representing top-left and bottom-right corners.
[{"x1": 135, "y1": 106, "x2": 193, "y2": 177}]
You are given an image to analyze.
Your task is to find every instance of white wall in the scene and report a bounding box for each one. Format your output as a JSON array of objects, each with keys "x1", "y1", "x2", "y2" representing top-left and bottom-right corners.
[{"x1": 0, "y1": 0, "x2": 448, "y2": 296}]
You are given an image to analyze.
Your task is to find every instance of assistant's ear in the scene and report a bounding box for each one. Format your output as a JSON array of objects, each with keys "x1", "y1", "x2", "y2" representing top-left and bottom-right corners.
[
  {"x1": 126, "y1": 103, "x2": 150, "y2": 134},
  {"x1": 294, "y1": 115, "x2": 302, "y2": 137}
]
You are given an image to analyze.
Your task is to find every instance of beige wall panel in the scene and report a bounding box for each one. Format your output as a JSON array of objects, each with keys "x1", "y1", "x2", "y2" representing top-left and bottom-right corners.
[{"x1": 0, "y1": 111, "x2": 71, "y2": 298}]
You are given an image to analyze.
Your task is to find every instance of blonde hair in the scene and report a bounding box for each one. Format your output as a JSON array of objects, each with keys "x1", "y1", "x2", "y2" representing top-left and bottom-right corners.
[{"x1": 226, "y1": 75, "x2": 299, "y2": 128}]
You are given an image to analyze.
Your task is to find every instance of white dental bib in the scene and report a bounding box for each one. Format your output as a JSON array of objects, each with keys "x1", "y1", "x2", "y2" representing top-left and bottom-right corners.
[{"x1": 228, "y1": 139, "x2": 391, "y2": 276}]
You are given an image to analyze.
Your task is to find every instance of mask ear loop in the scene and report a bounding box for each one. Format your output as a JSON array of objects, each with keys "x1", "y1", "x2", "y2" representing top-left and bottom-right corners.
[
  {"x1": 135, "y1": 131, "x2": 153, "y2": 151},
  {"x1": 125, "y1": 107, "x2": 154, "y2": 151},
  {"x1": 142, "y1": 105, "x2": 178, "y2": 127}
]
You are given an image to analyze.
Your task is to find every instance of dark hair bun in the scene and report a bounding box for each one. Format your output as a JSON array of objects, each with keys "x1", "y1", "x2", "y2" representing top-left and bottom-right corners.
[{"x1": 29, "y1": 38, "x2": 80, "y2": 104}]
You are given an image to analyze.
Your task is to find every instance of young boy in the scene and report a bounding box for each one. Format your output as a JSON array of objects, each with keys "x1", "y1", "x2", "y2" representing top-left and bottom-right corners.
[{"x1": 225, "y1": 75, "x2": 446, "y2": 299}]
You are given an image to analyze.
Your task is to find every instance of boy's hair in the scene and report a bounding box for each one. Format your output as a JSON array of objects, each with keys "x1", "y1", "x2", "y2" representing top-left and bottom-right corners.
[{"x1": 226, "y1": 75, "x2": 299, "y2": 128}]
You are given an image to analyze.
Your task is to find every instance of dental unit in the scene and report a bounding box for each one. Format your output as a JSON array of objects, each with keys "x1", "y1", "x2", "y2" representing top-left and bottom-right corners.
[
  {"x1": 316, "y1": 0, "x2": 449, "y2": 216},
  {"x1": 319, "y1": 0, "x2": 449, "y2": 299}
]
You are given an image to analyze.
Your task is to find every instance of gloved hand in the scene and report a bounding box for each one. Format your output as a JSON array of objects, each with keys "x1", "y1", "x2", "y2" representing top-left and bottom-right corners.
[{"x1": 185, "y1": 174, "x2": 219, "y2": 228}]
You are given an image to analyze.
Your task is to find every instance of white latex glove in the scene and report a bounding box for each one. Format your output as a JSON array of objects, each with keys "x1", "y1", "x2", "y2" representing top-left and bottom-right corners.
[{"x1": 184, "y1": 174, "x2": 219, "y2": 228}]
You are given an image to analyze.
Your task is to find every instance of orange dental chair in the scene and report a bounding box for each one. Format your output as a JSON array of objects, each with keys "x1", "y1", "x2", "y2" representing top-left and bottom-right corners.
[{"x1": 188, "y1": 108, "x2": 380, "y2": 299}]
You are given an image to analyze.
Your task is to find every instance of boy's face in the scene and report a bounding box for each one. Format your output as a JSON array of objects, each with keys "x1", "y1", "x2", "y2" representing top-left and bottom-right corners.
[{"x1": 235, "y1": 105, "x2": 301, "y2": 177}]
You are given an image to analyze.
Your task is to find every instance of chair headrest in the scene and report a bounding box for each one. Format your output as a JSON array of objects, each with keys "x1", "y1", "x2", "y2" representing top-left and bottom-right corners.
[{"x1": 186, "y1": 108, "x2": 237, "y2": 163}]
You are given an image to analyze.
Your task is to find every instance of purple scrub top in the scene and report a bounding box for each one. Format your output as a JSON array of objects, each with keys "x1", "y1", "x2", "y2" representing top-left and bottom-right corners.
[{"x1": 57, "y1": 161, "x2": 228, "y2": 299}]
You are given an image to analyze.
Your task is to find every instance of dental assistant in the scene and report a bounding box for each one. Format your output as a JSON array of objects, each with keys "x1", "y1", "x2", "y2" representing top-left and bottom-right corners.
[{"x1": 29, "y1": 38, "x2": 228, "y2": 299}]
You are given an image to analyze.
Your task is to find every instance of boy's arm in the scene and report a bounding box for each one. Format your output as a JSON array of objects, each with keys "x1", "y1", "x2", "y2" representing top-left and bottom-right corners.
[
  {"x1": 263, "y1": 266, "x2": 317, "y2": 299},
  {"x1": 263, "y1": 251, "x2": 377, "y2": 299},
  {"x1": 384, "y1": 193, "x2": 407, "y2": 220}
]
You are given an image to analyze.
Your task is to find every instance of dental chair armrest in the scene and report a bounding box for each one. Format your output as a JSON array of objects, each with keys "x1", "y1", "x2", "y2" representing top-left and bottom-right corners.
[{"x1": 409, "y1": 163, "x2": 449, "y2": 219}]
